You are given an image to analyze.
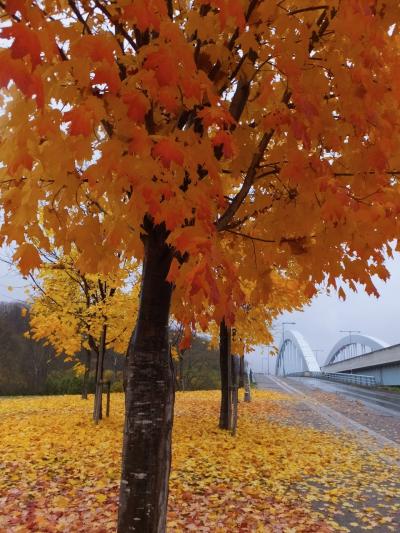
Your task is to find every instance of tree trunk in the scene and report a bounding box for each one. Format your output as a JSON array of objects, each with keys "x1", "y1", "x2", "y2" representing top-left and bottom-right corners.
[
  {"x1": 118, "y1": 222, "x2": 174, "y2": 533},
  {"x1": 231, "y1": 355, "x2": 240, "y2": 436},
  {"x1": 93, "y1": 326, "x2": 106, "y2": 423},
  {"x1": 113, "y1": 354, "x2": 118, "y2": 381},
  {"x1": 178, "y1": 350, "x2": 185, "y2": 391},
  {"x1": 239, "y1": 356, "x2": 244, "y2": 389},
  {"x1": 244, "y1": 362, "x2": 252, "y2": 403},
  {"x1": 219, "y1": 320, "x2": 232, "y2": 430},
  {"x1": 82, "y1": 348, "x2": 92, "y2": 400},
  {"x1": 93, "y1": 345, "x2": 99, "y2": 385}
]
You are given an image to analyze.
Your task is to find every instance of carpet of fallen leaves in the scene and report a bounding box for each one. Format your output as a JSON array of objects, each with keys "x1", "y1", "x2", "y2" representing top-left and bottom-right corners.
[{"x1": 0, "y1": 390, "x2": 399, "y2": 532}]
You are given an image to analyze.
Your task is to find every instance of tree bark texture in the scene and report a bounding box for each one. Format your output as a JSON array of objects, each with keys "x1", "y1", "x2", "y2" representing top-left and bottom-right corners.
[
  {"x1": 82, "y1": 348, "x2": 92, "y2": 400},
  {"x1": 117, "y1": 222, "x2": 174, "y2": 533},
  {"x1": 219, "y1": 320, "x2": 232, "y2": 430}
]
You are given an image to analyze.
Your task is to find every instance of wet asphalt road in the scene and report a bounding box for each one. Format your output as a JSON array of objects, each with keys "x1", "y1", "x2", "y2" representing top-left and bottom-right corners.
[{"x1": 256, "y1": 374, "x2": 400, "y2": 417}]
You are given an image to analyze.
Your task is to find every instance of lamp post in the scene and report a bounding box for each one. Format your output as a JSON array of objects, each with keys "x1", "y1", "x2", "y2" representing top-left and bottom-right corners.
[{"x1": 266, "y1": 345, "x2": 273, "y2": 375}]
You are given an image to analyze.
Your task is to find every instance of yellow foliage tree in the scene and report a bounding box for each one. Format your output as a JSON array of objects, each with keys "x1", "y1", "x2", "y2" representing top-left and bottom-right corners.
[{"x1": 28, "y1": 251, "x2": 139, "y2": 414}]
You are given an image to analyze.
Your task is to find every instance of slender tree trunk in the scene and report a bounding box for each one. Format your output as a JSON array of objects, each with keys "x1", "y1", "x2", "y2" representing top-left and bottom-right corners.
[
  {"x1": 231, "y1": 355, "x2": 239, "y2": 436},
  {"x1": 113, "y1": 354, "x2": 118, "y2": 381},
  {"x1": 118, "y1": 222, "x2": 174, "y2": 533},
  {"x1": 123, "y1": 354, "x2": 128, "y2": 392},
  {"x1": 179, "y1": 350, "x2": 185, "y2": 391},
  {"x1": 239, "y1": 356, "x2": 244, "y2": 389},
  {"x1": 244, "y1": 362, "x2": 252, "y2": 402},
  {"x1": 82, "y1": 348, "x2": 92, "y2": 400},
  {"x1": 219, "y1": 320, "x2": 232, "y2": 430},
  {"x1": 93, "y1": 346, "x2": 99, "y2": 385},
  {"x1": 93, "y1": 326, "x2": 106, "y2": 423}
]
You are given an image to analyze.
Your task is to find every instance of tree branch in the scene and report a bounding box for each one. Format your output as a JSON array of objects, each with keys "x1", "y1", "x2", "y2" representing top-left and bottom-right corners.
[
  {"x1": 289, "y1": 5, "x2": 328, "y2": 16},
  {"x1": 68, "y1": 0, "x2": 92, "y2": 34},
  {"x1": 225, "y1": 229, "x2": 276, "y2": 243},
  {"x1": 94, "y1": 0, "x2": 138, "y2": 52},
  {"x1": 215, "y1": 130, "x2": 274, "y2": 231}
]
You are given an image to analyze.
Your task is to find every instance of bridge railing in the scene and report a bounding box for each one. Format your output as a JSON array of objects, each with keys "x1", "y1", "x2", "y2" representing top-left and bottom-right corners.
[{"x1": 286, "y1": 371, "x2": 377, "y2": 387}]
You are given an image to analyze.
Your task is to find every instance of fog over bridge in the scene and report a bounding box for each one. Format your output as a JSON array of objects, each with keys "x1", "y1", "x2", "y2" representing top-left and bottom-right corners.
[{"x1": 274, "y1": 330, "x2": 400, "y2": 386}]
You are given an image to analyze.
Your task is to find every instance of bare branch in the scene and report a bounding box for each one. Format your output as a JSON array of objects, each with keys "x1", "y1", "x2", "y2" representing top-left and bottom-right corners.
[{"x1": 289, "y1": 5, "x2": 328, "y2": 16}]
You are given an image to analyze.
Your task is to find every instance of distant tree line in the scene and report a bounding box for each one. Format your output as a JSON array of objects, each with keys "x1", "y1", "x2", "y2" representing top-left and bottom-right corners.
[
  {"x1": 0, "y1": 302, "x2": 220, "y2": 396},
  {"x1": 0, "y1": 302, "x2": 124, "y2": 396}
]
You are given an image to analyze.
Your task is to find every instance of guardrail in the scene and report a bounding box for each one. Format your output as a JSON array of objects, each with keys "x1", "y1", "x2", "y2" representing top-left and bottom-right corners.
[{"x1": 286, "y1": 371, "x2": 377, "y2": 387}]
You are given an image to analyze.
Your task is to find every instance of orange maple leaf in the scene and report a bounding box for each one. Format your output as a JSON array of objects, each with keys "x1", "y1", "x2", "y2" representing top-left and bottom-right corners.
[
  {"x1": 73, "y1": 35, "x2": 116, "y2": 64},
  {"x1": 152, "y1": 139, "x2": 184, "y2": 168},
  {"x1": 13, "y1": 244, "x2": 42, "y2": 276},
  {"x1": 2, "y1": 24, "x2": 42, "y2": 68},
  {"x1": 64, "y1": 107, "x2": 92, "y2": 137},
  {"x1": 144, "y1": 48, "x2": 178, "y2": 87},
  {"x1": 0, "y1": 53, "x2": 43, "y2": 107},
  {"x1": 122, "y1": 0, "x2": 167, "y2": 32},
  {"x1": 122, "y1": 92, "x2": 150, "y2": 123},
  {"x1": 93, "y1": 64, "x2": 121, "y2": 94}
]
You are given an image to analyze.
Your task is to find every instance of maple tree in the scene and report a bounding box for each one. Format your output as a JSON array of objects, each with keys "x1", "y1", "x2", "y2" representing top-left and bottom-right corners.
[
  {"x1": 1, "y1": 1, "x2": 400, "y2": 531},
  {"x1": 27, "y1": 250, "x2": 138, "y2": 415}
]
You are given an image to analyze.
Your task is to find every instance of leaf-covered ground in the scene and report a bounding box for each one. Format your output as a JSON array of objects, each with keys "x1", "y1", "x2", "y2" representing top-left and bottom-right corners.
[{"x1": 0, "y1": 391, "x2": 399, "y2": 532}]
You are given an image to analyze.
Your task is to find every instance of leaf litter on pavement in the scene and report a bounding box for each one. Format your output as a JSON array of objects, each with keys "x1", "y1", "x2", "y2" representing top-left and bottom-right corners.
[{"x1": 0, "y1": 390, "x2": 399, "y2": 532}]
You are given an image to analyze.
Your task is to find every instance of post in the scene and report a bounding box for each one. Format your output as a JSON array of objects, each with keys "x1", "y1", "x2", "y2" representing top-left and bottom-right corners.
[
  {"x1": 219, "y1": 320, "x2": 232, "y2": 430},
  {"x1": 106, "y1": 381, "x2": 111, "y2": 417}
]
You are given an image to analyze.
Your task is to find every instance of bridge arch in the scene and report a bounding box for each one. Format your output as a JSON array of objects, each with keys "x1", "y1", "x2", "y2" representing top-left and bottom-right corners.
[
  {"x1": 324, "y1": 334, "x2": 389, "y2": 366},
  {"x1": 275, "y1": 330, "x2": 320, "y2": 376}
]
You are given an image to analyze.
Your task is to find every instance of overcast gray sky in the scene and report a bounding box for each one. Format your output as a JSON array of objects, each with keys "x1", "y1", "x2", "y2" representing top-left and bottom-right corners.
[
  {"x1": 0, "y1": 251, "x2": 29, "y2": 304},
  {"x1": 276, "y1": 254, "x2": 400, "y2": 361},
  {"x1": 2, "y1": 247, "x2": 400, "y2": 369}
]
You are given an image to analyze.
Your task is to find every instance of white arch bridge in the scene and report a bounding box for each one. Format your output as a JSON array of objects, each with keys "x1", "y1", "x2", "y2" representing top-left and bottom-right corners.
[{"x1": 275, "y1": 330, "x2": 400, "y2": 386}]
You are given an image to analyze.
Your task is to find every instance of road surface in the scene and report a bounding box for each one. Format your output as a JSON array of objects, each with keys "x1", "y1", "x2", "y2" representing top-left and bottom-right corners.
[
  {"x1": 254, "y1": 374, "x2": 400, "y2": 448},
  {"x1": 254, "y1": 374, "x2": 400, "y2": 531},
  {"x1": 289, "y1": 376, "x2": 400, "y2": 416}
]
